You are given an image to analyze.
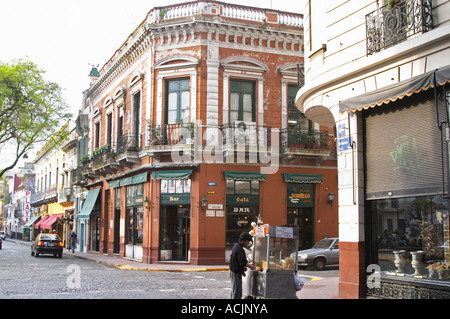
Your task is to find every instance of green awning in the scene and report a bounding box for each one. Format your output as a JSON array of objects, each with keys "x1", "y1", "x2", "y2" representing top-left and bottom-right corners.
[
  {"x1": 109, "y1": 180, "x2": 120, "y2": 189},
  {"x1": 24, "y1": 215, "x2": 40, "y2": 228},
  {"x1": 78, "y1": 188, "x2": 101, "y2": 219},
  {"x1": 152, "y1": 170, "x2": 193, "y2": 180},
  {"x1": 115, "y1": 173, "x2": 148, "y2": 187},
  {"x1": 132, "y1": 172, "x2": 148, "y2": 184},
  {"x1": 120, "y1": 177, "x2": 133, "y2": 186},
  {"x1": 224, "y1": 171, "x2": 267, "y2": 181},
  {"x1": 283, "y1": 173, "x2": 323, "y2": 184}
]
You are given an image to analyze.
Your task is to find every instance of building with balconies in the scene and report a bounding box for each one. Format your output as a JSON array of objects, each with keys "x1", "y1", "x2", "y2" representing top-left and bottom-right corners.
[
  {"x1": 79, "y1": 1, "x2": 338, "y2": 265},
  {"x1": 30, "y1": 122, "x2": 75, "y2": 243},
  {"x1": 296, "y1": 0, "x2": 450, "y2": 298}
]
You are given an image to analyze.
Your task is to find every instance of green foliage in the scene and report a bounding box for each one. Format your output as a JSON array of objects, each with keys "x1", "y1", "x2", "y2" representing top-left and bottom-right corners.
[{"x1": 0, "y1": 59, "x2": 72, "y2": 177}]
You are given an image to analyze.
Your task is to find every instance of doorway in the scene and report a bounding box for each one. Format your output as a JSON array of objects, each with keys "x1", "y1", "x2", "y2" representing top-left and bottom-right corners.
[
  {"x1": 287, "y1": 208, "x2": 313, "y2": 250},
  {"x1": 159, "y1": 206, "x2": 190, "y2": 261}
]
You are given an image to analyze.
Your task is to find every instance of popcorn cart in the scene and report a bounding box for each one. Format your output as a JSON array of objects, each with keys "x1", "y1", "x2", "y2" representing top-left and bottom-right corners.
[{"x1": 243, "y1": 226, "x2": 300, "y2": 299}]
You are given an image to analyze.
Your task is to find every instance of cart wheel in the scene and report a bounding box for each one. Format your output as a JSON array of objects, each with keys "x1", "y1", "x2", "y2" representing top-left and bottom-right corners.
[{"x1": 313, "y1": 257, "x2": 326, "y2": 271}]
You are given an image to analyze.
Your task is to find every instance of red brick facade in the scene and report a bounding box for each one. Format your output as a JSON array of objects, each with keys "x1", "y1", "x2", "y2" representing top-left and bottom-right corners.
[{"x1": 78, "y1": 1, "x2": 337, "y2": 265}]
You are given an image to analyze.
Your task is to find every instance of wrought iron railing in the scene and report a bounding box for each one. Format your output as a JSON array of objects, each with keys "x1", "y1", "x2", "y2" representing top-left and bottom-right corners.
[
  {"x1": 366, "y1": 0, "x2": 433, "y2": 55},
  {"x1": 281, "y1": 128, "x2": 334, "y2": 151},
  {"x1": 221, "y1": 123, "x2": 274, "y2": 148},
  {"x1": 116, "y1": 134, "x2": 140, "y2": 155},
  {"x1": 148, "y1": 123, "x2": 196, "y2": 146}
]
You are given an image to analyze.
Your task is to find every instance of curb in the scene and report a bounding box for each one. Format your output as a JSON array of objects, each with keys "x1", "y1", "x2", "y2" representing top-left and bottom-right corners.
[{"x1": 7, "y1": 239, "x2": 229, "y2": 273}]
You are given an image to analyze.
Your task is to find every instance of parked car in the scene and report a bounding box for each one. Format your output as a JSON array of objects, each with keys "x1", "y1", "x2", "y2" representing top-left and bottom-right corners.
[
  {"x1": 0, "y1": 231, "x2": 5, "y2": 240},
  {"x1": 294, "y1": 237, "x2": 339, "y2": 270},
  {"x1": 31, "y1": 233, "x2": 63, "y2": 258}
]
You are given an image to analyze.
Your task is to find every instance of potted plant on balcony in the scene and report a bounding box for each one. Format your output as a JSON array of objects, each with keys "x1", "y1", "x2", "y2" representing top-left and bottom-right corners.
[{"x1": 150, "y1": 124, "x2": 164, "y2": 145}]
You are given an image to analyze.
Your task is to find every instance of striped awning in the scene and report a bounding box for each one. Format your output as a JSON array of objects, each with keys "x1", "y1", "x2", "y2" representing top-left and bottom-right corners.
[{"x1": 340, "y1": 65, "x2": 450, "y2": 113}]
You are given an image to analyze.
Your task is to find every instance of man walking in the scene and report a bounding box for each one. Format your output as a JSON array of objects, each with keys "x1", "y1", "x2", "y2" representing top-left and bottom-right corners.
[
  {"x1": 68, "y1": 230, "x2": 78, "y2": 253},
  {"x1": 229, "y1": 232, "x2": 262, "y2": 299}
]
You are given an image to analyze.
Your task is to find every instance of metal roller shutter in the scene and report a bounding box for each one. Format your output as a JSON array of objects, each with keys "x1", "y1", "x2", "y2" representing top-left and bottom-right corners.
[{"x1": 364, "y1": 90, "x2": 448, "y2": 199}]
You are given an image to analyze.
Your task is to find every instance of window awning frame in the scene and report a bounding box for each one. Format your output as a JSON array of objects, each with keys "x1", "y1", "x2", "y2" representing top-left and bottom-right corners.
[
  {"x1": 283, "y1": 173, "x2": 323, "y2": 184},
  {"x1": 339, "y1": 65, "x2": 450, "y2": 113},
  {"x1": 224, "y1": 171, "x2": 267, "y2": 181},
  {"x1": 152, "y1": 170, "x2": 193, "y2": 180}
]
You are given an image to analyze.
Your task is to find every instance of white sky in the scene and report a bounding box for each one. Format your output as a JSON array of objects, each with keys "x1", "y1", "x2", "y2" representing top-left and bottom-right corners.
[{"x1": 0, "y1": 0, "x2": 305, "y2": 169}]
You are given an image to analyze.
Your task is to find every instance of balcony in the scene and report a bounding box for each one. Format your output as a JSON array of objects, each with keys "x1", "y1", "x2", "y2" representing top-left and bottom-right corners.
[
  {"x1": 281, "y1": 128, "x2": 335, "y2": 164},
  {"x1": 71, "y1": 167, "x2": 88, "y2": 187},
  {"x1": 115, "y1": 134, "x2": 141, "y2": 166},
  {"x1": 146, "y1": 123, "x2": 196, "y2": 161},
  {"x1": 58, "y1": 187, "x2": 74, "y2": 207},
  {"x1": 366, "y1": 0, "x2": 433, "y2": 55},
  {"x1": 144, "y1": 123, "x2": 334, "y2": 165},
  {"x1": 30, "y1": 186, "x2": 58, "y2": 206},
  {"x1": 91, "y1": 144, "x2": 120, "y2": 174}
]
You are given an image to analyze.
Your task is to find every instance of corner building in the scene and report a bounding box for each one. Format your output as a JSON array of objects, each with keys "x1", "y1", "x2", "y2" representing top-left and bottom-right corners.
[
  {"x1": 297, "y1": 0, "x2": 450, "y2": 298},
  {"x1": 77, "y1": 1, "x2": 338, "y2": 265}
]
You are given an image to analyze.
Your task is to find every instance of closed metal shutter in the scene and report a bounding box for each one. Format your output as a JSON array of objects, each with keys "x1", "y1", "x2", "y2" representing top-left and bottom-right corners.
[{"x1": 364, "y1": 90, "x2": 448, "y2": 199}]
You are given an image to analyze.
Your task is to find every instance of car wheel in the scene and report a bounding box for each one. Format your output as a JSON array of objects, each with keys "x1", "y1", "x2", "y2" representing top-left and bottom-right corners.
[{"x1": 313, "y1": 257, "x2": 326, "y2": 271}]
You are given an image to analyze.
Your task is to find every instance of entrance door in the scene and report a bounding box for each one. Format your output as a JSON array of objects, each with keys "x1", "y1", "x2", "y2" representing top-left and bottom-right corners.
[
  {"x1": 287, "y1": 208, "x2": 313, "y2": 250},
  {"x1": 113, "y1": 209, "x2": 120, "y2": 254},
  {"x1": 159, "y1": 206, "x2": 190, "y2": 261},
  {"x1": 125, "y1": 207, "x2": 143, "y2": 261},
  {"x1": 90, "y1": 214, "x2": 100, "y2": 252}
]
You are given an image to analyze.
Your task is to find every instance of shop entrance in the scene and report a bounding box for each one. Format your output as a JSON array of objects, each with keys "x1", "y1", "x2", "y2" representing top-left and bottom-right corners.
[
  {"x1": 287, "y1": 208, "x2": 314, "y2": 250},
  {"x1": 159, "y1": 206, "x2": 190, "y2": 261}
]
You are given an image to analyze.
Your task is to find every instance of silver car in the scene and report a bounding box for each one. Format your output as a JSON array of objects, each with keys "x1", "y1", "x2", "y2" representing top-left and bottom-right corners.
[{"x1": 296, "y1": 238, "x2": 339, "y2": 270}]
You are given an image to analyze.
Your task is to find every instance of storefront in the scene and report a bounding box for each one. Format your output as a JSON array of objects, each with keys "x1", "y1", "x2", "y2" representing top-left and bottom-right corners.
[
  {"x1": 224, "y1": 171, "x2": 265, "y2": 247},
  {"x1": 284, "y1": 174, "x2": 323, "y2": 250},
  {"x1": 340, "y1": 66, "x2": 450, "y2": 298},
  {"x1": 77, "y1": 188, "x2": 101, "y2": 253},
  {"x1": 152, "y1": 170, "x2": 192, "y2": 262}
]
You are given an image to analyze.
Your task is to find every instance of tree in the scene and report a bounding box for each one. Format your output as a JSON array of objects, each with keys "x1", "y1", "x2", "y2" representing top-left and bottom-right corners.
[{"x1": 0, "y1": 59, "x2": 72, "y2": 178}]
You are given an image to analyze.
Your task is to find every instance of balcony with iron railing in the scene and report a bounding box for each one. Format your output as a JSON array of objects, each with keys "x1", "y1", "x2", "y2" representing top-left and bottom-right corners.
[
  {"x1": 30, "y1": 186, "x2": 58, "y2": 206},
  {"x1": 280, "y1": 127, "x2": 335, "y2": 164},
  {"x1": 145, "y1": 123, "x2": 335, "y2": 164},
  {"x1": 366, "y1": 0, "x2": 433, "y2": 55}
]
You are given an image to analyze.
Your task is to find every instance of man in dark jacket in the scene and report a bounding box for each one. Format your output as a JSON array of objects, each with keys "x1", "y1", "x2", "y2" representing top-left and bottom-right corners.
[{"x1": 229, "y1": 232, "x2": 261, "y2": 299}]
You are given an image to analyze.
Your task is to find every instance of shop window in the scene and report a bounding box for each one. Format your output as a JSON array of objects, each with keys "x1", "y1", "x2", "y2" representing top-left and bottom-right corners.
[
  {"x1": 369, "y1": 196, "x2": 449, "y2": 281},
  {"x1": 161, "y1": 179, "x2": 191, "y2": 194},
  {"x1": 226, "y1": 180, "x2": 260, "y2": 246}
]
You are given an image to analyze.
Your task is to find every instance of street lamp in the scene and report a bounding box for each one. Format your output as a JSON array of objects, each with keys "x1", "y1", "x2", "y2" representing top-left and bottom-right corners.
[{"x1": 201, "y1": 195, "x2": 208, "y2": 211}]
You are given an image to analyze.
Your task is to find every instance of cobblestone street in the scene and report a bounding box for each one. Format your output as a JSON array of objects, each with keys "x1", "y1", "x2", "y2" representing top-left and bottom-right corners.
[{"x1": 0, "y1": 240, "x2": 232, "y2": 299}]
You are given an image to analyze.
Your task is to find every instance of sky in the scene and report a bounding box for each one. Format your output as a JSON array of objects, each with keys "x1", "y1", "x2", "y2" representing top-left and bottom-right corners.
[{"x1": 0, "y1": 0, "x2": 305, "y2": 169}]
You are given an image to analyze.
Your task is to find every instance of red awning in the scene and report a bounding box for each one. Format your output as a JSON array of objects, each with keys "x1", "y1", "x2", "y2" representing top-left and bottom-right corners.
[
  {"x1": 40, "y1": 214, "x2": 63, "y2": 230},
  {"x1": 34, "y1": 215, "x2": 49, "y2": 229}
]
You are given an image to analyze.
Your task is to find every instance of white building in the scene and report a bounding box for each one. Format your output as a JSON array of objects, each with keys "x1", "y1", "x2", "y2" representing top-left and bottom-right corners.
[{"x1": 297, "y1": 0, "x2": 450, "y2": 298}]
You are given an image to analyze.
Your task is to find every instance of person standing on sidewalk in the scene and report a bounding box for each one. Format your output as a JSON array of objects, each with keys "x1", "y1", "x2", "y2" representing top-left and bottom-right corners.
[
  {"x1": 229, "y1": 232, "x2": 261, "y2": 299},
  {"x1": 68, "y1": 230, "x2": 78, "y2": 253}
]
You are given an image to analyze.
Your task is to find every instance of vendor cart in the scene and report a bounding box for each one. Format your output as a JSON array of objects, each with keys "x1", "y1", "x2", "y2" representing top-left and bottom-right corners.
[{"x1": 243, "y1": 226, "x2": 300, "y2": 299}]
